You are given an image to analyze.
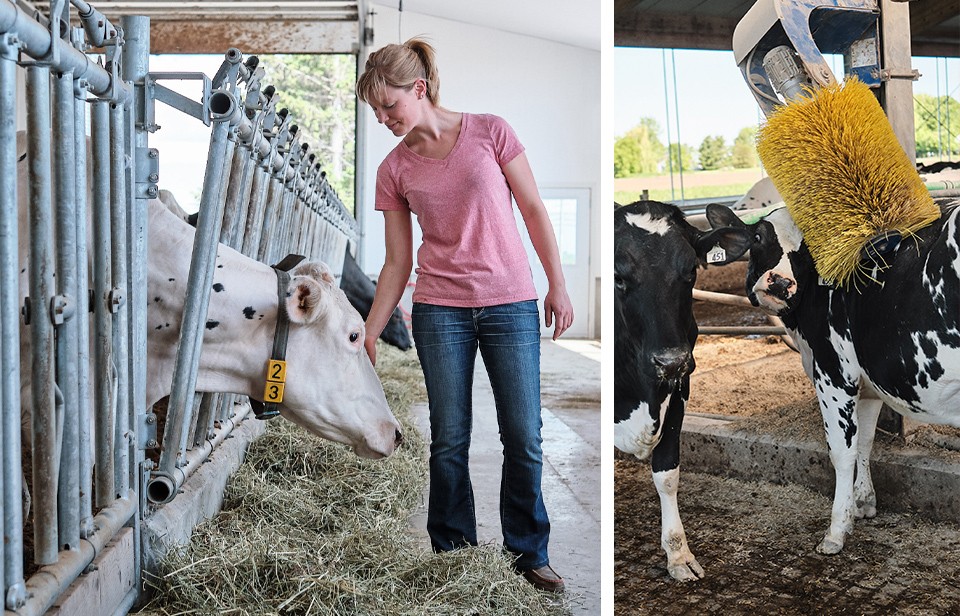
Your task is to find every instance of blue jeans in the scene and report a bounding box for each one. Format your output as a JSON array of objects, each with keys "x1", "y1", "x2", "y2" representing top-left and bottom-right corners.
[{"x1": 412, "y1": 300, "x2": 550, "y2": 571}]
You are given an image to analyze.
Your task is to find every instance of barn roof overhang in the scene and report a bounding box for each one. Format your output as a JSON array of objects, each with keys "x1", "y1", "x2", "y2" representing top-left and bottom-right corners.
[
  {"x1": 614, "y1": 0, "x2": 960, "y2": 57},
  {"x1": 86, "y1": 0, "x2": 364, "y2": 54}
]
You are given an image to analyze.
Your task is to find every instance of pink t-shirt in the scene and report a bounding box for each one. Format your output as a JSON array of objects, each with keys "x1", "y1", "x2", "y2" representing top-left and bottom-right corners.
[{"x1": 375, "y1": 113, "x2": 538, "y2": 307}]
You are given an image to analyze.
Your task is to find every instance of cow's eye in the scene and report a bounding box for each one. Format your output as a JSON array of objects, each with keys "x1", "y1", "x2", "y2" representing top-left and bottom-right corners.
[
  {"x1": 614, "y1": 275, "x2": 626, "y2": 292},
  {"x1": 754, "y1": 233, "x2": 762, "y2": 243},
  {"x1": 349, "y1": 332, "x2": 360, "y2": 343}
]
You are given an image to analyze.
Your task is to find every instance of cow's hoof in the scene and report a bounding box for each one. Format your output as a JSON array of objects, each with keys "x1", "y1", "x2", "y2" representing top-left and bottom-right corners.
[
  {"x1": 667, "y1": 558, "x2": 704, "y2": 582},
  {"x1": 816, "y1": 536, "x2": 844, "y2": 555},
  {"x1": 854, "y1": 496, "x2": 877, "y2": 520}
]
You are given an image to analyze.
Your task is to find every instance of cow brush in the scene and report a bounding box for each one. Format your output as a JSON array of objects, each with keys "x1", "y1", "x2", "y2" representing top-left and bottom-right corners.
[{"x1": 756, "y1": 77, "x2": 939, "y2": 287}]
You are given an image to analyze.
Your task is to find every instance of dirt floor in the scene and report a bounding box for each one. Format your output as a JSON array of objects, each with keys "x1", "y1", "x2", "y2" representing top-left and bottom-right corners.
[{"x1": 614, "y1": 261, "x2": 960, "y2": 615}]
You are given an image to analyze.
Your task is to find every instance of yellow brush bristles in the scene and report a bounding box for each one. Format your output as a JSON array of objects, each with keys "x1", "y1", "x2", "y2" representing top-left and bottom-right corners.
[{"x1": 757, "y1": 77, "x2": 939, "y2": 287}]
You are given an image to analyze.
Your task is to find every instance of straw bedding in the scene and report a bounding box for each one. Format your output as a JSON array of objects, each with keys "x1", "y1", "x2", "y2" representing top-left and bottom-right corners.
[{"x1": 136, "y1": 344, "x2": 568, "y2": 616}]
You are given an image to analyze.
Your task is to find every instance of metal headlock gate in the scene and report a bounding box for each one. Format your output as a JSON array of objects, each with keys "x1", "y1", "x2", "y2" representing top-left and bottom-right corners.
[{"x1": 0, "y1": 2, "x2": 358, "y2": 614}]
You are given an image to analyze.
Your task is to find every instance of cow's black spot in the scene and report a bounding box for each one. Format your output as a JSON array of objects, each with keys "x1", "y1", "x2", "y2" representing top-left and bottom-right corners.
[
  {"x1": 242, "y1": 306, "x2": 256, "y2": 320},
  {"x1": 155, "y1": 325, "x2": 163, "y2": 330},
  {"x1": 213, "y1": 283, "x2": 225, "y2": 293},
  {"x1": 154, "y1": 297, "x2": 161, "y2": 303},
  {"x1": 206, "y1": 320, "x2": 219, "y2": 330},
  {"x1": 217, "y1": 265, "x2": 223, "y2": 269},
  {"x1": 168, "y1": 278, "x2": 175, "y2": 282}
]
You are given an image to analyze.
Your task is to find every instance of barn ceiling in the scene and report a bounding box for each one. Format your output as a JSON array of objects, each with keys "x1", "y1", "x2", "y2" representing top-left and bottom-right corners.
[
  {"x1": 46, "y1": 0, "x2": 600, "y2": 55},
  {"x1": 86, "y1": 0, "x2": 362, "y2": 53},
  {"x1": 614, "y1": 0, "x2": 960, "y2": 57}
]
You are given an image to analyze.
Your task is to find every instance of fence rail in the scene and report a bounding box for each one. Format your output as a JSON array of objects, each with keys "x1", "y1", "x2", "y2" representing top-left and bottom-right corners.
[{"x1": 1, "y1": 4, "x2": 356, "y2": 613}]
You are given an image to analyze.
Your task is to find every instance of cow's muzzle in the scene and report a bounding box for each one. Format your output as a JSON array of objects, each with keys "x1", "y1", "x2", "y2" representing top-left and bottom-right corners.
[{"x1": 652, "y1": 350, "x2": 691, "y2": 383}]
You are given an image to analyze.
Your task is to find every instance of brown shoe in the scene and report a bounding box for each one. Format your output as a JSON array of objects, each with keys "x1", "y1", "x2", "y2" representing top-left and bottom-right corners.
[{"x1": 521, "y1": 565, "x2": 565, "y2": 593}]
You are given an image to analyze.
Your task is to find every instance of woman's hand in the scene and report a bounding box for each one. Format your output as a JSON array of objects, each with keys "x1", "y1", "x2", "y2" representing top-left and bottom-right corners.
[
  {"x1": 364, "y1": 334, "x2": 378, "y2": 366},
  {"x1": 544, "y1": 285, "x2": 574, "y2": 340}
]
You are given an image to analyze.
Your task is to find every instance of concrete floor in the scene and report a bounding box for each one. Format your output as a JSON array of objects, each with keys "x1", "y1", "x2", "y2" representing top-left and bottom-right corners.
[{"x1": 408, "y1": 339, "x2": 601, "y2": 614}]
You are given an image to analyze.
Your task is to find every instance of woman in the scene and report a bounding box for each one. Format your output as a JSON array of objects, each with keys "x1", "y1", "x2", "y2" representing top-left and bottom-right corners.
[{"x1": 356, "y1": 38, "x2": 573, "y2": 594}]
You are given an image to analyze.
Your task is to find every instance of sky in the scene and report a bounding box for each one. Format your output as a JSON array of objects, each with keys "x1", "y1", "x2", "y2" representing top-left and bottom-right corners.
[{"x1": 614, "y1": 47, "x2": 960, "y2": 150}]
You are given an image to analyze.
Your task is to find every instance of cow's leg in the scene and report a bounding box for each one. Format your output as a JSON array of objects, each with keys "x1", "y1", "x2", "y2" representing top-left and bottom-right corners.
[
  {"x1": 853, "y1": 398, "x2": 882, "y2": 520},
  {"x1": 816, "y1": 389, "x2": 859, "y2": 555},
  {"x1": 652, "y1": 467, "x2": 702, "y2": 581},
  {"x1": 651, "y1": 393, "x2": 703, "y2": 581}
]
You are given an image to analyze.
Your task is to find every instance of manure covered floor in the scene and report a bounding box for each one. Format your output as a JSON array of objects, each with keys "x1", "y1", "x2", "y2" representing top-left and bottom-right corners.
[{"x1": 408, "y1": 339, "x2": 601, "y2": 615}]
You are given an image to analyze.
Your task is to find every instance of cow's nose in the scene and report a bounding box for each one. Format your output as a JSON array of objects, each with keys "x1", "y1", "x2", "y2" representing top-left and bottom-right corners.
[
  {"x1": 395, "y1": 429, "x2": 404, "y2": 448},
  {"x1": 768, "y1": 272, "x2": 794, "y2": 300},
  {"x1": 653, "y1": 351, "x2": 690, "y2": 381}
]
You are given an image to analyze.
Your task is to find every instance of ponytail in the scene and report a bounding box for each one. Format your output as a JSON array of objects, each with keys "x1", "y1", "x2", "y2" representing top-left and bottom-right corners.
[{"x1": 356, "y1": 37, "x2": 441, "y2": 105}]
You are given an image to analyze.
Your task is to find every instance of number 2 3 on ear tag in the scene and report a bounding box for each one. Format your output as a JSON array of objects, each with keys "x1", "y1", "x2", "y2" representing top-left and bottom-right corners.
[{"x1": 264, "y1": 359, "x2": 287, "y2": 403}]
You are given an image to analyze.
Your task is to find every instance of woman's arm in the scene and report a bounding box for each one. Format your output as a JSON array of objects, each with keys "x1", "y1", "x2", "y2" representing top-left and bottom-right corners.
[
  {"x1": 503, "y1": 152, "x2": 574, "y2": 340},
  {"x1": 364, "y1": 209, "x2": 414, "y2": 364}
]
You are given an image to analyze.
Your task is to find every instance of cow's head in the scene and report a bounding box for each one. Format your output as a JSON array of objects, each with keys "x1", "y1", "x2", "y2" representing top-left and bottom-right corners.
[
  {"x1": 705, "y1": 204, "x2": 808, "y2": 317},
  {"x1": 614, "y1": 200, "x2": 750, "y2": 458},
  {"x1": 273, "y1": 261, "x2": 403, "y2": 459}
]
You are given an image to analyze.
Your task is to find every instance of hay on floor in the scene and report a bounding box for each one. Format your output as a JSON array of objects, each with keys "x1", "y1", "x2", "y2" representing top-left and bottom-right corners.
[{"x1": 136, "y1": 343, "x2": 568, "y2": 616}]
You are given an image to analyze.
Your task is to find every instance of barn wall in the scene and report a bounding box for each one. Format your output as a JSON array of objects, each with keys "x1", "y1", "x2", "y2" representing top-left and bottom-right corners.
[{"x1": 357, "y1": 6, "x2": 601, "y2": 336}]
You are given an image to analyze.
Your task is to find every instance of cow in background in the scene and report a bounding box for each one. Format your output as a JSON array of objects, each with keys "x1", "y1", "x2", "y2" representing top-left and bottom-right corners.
[
  {"x1": 615, "y1": 200, "x2": 750, "y2": 581},
  {"x1": 339, "y1": 249, "x2": 412, "y2": 351},
  {"x1": 706, "y1": 199, "x2": 960, "y2": 555}
]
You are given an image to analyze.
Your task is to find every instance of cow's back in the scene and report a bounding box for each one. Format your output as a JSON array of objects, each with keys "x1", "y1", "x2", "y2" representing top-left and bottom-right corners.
[{"x1": 844, "y1": 199, "x2": 960, "y2": 418}]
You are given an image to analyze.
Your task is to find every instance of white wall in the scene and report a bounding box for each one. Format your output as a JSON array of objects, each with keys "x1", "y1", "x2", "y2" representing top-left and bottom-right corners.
[{"x1": 357, "y1": 6, "x2": 601, "y2": 338}]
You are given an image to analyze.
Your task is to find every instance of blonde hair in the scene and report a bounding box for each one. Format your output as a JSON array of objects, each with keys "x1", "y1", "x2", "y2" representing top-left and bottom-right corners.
[{"x1": 356, "y1": 37, "x2": 440, "y2": 105}]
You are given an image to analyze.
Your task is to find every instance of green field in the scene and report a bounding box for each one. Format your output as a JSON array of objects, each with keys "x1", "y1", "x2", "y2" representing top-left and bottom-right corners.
[{"x1": 614, "y1": 181, "x2": 757, "y2": 206}]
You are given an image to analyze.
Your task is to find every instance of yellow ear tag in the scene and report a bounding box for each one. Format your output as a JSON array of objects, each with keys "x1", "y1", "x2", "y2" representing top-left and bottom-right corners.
[{"x1": 264, "y1": 359, "x2": 287, "y2": 403}]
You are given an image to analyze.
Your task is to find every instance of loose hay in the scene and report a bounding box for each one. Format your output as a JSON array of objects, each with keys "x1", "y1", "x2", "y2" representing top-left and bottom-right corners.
[{"x1": 137, "y1": 343, "x2": 568, "y2": 616}]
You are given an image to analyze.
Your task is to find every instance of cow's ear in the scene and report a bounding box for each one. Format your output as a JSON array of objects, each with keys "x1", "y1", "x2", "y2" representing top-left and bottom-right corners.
[
  {"x1": 705, "y1": 203, "x2": 745, "y2": 230},
  {"x1": 291, "y1": 260, "x2": 335, "y2": 285},
  {"x1": 694, "y1": 227, "x2": 752, "y2": 265},
  {"x1": 285, "y1": 276, "x2": 330, "y2": 324}
]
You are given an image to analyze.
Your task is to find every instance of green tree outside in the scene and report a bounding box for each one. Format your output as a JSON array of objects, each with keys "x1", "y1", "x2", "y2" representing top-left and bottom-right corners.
[
  {"x1": 260, "y1": 54, "x2": 357, "y2": 212},
  {"x1": 914, "y1": 93, "x2": 960, "y2": 158},
  {"x1": 698, "y1": 135, "x2": 729, "y2": 170},
  {"x1": 731, "y1": 126, "x2": 759, "y2": 169},
  {"x1": 665, "y1": 142, "x2": 695, "y2": 172},
  {"x1": 613, "y1": 118, "x2": 666, "y2": 177}
]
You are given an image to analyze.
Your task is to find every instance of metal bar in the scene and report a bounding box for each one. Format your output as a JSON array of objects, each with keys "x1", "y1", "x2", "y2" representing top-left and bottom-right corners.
[
  {"x1": 692, "y1": 288, "x2": 753, "y2": 307},
  {"x1": 0, "y1": 32, "x2": 25, "y2": 612},
  {"x1": 110, "y1": 101, "x2": 130, "y2": 501},
  {"x1": 146, "y1": 401, "x2": 251, "y2": 507},
  {"x1": 13, "y1": 491, "x2": 136, "y2": 616},
  {"x1": 90, "y1": 99, "x2": 115, "y2": 510},
  {"x1": 53, "y1": 64, "x2": 80, "y2": 553},
  {"x1": 0, "y1": 0, "x2": 128, "y2": 101},
  {"x1": 70, "y1": 0, "x2": 118, "y2": 47},
  {"x1": 72, "y1": 63, "x2": 93, "y2": 540},
  {"x1": 153, "y1": 85, "x2": 239, "y2": 503},
  {"x1": 878, "y1": 0, "x2": 917, "y2": 163},
  {"x1": 120, "y1": 28, "x2": 148, "y2": 608},
  {"x1": 26, "y1": 64, "x2": 58, "y2": 567},
  {"x1": 699, "y1": 326, "x2": 788, "y2": 336}
]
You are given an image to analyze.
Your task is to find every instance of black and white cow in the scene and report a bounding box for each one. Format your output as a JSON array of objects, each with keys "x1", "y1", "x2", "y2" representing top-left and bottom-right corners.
[
  {"x1": 339, "y1": 250, "x2": 412, "y2": 351},
  {"x1": 707, "y1": 198, "x2": 960, "y2": 554},
  {"x1": 615, "y1": 200, "x2": 750, "y2": 581}
]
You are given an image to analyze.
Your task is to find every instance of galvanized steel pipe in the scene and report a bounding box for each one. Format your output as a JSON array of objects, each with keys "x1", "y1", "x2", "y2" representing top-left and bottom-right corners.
[
  {"x1": 90, "y1": 99, "x2": 115, "y2": 510},
  {"x1": 26, "y1": 64, "x2": 58, "y2": 567},
  {"x1": 53, "y1": 66, "x2": 80, "y2": 552},
  {"x1": 0, "y1": 0, "x2": 128, "y2": 102},
  {"x1": 0, "y1": 33, "x2": 25, "y2": 611}
]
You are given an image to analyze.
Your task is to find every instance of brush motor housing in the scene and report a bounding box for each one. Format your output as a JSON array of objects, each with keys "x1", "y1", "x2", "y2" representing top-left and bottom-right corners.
[{"x1": 733, "y1": 0, "x2": 881, "y2": 116}]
